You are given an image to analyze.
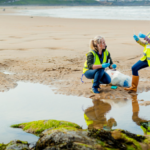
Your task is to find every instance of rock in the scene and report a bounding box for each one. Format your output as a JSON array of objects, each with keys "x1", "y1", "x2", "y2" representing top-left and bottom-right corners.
[
  {"x1": 29, "y1": 141, "x2": 37, "y2": 149},
  {"x1": 35, "y1": 127, "x2": 101, "y2": 150},
  {"x1": 10, "y1": 120, "x2": 150, "y2": 150},
  {"x1": 11, "y1": 119, "x2": 82, "y2": 135},
  {"x1": 6, "y1": 140, "x2": 29, "y2": 150},
  {"x1": 111, "y1": 130, "x2": 122, "y2": 139}
]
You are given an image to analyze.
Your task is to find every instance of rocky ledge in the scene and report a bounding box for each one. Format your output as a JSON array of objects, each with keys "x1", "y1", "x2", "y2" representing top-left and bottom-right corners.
[{"x1": 0, "y1": 119, "x2": 150, "y2": 150}]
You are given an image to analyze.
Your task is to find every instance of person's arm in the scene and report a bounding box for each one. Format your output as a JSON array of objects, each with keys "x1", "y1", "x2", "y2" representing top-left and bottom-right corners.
[
  {"x1": 144, "y1": 36, "x2": 150, "y2": 44},
  {"x1": 136, "y1": 40, "x2": 146, "y2": 47},
  {"x1": 139, "y1": 33, "x2": 150, "y2": 44},
  {"x1": 92, "y1": 65, "x2": 102, "y2": 70},
  {"x1": 107, "y1": 53, "x2": 113, "y2": 69},
  {"x1": 133, "y1": 34, "x2": 146, "y2": 47},
  {"x1": 107, "y1": 52, "x2": 117, "y2": 69}
]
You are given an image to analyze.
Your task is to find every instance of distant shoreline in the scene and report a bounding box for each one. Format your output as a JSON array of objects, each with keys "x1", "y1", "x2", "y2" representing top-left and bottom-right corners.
[{"x1": 1, "y1": 1, "x2": 150, "y2": 6}]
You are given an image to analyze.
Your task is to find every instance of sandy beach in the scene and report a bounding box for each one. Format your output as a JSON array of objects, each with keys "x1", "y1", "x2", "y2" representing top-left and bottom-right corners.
[{"x1": 0, "y1": 6, "x2": 150, "y2": 100}]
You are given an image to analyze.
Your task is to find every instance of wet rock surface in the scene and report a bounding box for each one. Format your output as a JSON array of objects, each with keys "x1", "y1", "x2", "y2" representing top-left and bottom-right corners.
[
  {"x1": 36, "y1": 128, "x2": 100, "y2": 150},
  {"x1": 10, "y1": 120, "x2": 150, "y2": 150},
  {"x1": 35, "y1": 127, "x2": 150, "y2": 150},
  {"x1": 0, "y1": 140, "x2": 30, "y2": 150}
]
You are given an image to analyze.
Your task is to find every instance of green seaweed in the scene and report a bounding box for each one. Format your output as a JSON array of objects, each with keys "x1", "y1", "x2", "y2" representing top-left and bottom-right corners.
[
  {"x1": 0, "y1": 143, "x2": 7, "y2": 150},
  {"x1": 96, "y1": 140, "x2": 105, "y2": 146},
  {"x1": 121, "y1": 131, "x2": 145, "y2": 142},
  {"x1": 143, "y1": 136, "x2": 150, "y2": 145},
  {"x1": 121, "y1": 133, "x2": 142, "y2": 150},
  {"x1": 126, "y1": 146, "x2": 136, "y2": 150},
  {"x1": 88, "y1": 128, "x2": 144, "y2": 150},
  {"x1": 11, "y1": 119, "x2": 82, "y2": 135}
]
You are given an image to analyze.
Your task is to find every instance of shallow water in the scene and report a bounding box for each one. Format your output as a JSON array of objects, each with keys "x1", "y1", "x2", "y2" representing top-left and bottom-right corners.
[
  {"x1": 13, "y1": 6, "x2": 150, "y2": 20},
  {"x1": 0, "y1": 82, "x2": 93, "y2": 143},
  {"x1": 84, "y1": 93, "x2": 150, "y2": 135},
  {"x1": 1, "y1": 81, "x2": 150, "y2": 143}
]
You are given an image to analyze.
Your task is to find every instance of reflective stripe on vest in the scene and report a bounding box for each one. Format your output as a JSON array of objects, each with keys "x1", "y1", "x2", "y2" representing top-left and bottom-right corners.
[
  {"x1": 83, "y1": 50, "x2": 109, "y2": 74},
  {"x1": 143, "y1": 52, "x2": 146, "y2": 56}
]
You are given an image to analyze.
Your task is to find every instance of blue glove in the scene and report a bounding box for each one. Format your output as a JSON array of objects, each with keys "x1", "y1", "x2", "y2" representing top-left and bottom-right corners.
[
  {"x1": 112, "y1": 64, "x2": 117, "y2": 69},
  {"x1": 133, "y1": 35, "x2": 139, "y2": 41},
  {"x1": 138, "y1": 33, "x2": 146, "y2": 38},
  {"x1": 102, "y1": 63, "x2": 110, "y2": 68}
]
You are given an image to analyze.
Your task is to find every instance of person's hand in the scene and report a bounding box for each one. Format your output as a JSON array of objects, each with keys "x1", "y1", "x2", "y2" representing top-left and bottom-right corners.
[
  {"x1": 139, "y1": 33, "x2": 146, "y2": 38},
  {"x1": 112, "y1": 64, "x2": 117, "y2": 69},
  {"x1": 102, "y1": 63, "x2": 110, "y2": 68},
  {"x1": 133, "y1": 35, "x2": 139, "y2": 41}
]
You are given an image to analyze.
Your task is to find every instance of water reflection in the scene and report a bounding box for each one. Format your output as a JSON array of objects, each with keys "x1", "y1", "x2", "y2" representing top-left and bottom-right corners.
[
  {"x1": 132, "y1": 95, "x2": 150, "y2": 135},
  {"x1": 0, "y1": 82, "x2": 93, "y2": 144},
  {"x1": 84, "y1": 99, "x2": 117, "y2": 131},
  {"x1": 84, "y1": 94, "x2": 150, "y2": 135}
]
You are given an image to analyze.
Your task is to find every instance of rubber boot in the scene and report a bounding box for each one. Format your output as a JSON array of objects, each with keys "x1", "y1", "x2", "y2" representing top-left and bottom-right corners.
[{"x1": 124, "y1": 75, "x2": 139, "y2": 92}]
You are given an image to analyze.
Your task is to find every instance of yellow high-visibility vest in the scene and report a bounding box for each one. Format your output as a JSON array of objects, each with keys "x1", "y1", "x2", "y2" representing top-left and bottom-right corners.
[
  {"x1": 83, "y1": 50, "x2": 109, "y2": 74},
  {"x1": 141, "y1": 126, "x2": 150, "y2": 135},
  {"x1": 140, "y1": 32, "x2": 150, "y2": 66},
  {"x1": 84, "y1": 114, "x2": 93, "y2": 126}
]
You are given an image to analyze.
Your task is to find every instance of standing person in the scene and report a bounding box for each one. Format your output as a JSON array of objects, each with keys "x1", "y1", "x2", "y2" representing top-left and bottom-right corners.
[
  {"x1": 125, "y1": 32, "x2": 150, "y2": 92},
  {"x1": 83, "y1": 36, "x2": 117, "y2": 94}
]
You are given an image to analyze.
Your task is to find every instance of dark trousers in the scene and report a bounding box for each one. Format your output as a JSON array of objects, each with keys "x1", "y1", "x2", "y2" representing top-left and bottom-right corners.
[
  {"x1": 132, "y1": 60, "x2": 148, "y2": 76},
  {"x1": 84, "y1": 68, "x2": 111, "y2": 88}
]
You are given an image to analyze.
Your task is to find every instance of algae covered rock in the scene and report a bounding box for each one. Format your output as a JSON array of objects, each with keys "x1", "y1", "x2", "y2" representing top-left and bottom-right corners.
[
  {"x1": 88, "y1": 128, "x2": 150, "y2": 150},
  {"x1": 35, "y1": 127, "x2": 150, "y2": 150},
  {"x1": 11, "y1": 120, "x2": 81, "y2": 135},
  {"x1": 10, "y1": 120, "x2": 150, "y2": 150},
  {"x1": 35, "y1": 127, "x2": 102, "y2": 150},
  {"x1": 0, "y1": 140, "x2": 29, "y2": 150},
  {"x1": 0, "y1": 143, "x2": 7, "y2": 150}
]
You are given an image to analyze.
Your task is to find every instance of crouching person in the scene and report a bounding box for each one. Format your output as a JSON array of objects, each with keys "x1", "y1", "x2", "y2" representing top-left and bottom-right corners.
[{"x1": 83, "y1": 35, "x2": 117, "y2": 94}]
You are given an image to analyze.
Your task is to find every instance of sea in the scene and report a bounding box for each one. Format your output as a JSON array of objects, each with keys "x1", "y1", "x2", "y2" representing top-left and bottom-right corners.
[{"x1": 14, "y1": 6, "x2": 150, "y2": 20}]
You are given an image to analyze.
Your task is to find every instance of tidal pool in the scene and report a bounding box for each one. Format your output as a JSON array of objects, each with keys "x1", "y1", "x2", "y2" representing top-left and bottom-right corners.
[
  {"x1": 1, "y1": 82, "x2": 150, "y2": 144},
  {"x1": 0, "y1": 82, "x2": 93, "y2": 143}
]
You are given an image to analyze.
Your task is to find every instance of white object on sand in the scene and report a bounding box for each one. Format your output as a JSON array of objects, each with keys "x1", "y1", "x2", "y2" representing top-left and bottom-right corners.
[{"x1": 106, "y1": 70, "x2": 131, "y2": 87}]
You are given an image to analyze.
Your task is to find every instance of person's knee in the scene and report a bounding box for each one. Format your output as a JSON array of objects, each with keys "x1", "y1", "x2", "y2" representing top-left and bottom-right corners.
[
  {"x1": 104, "y1": 75, "x2": 111, "y2": 84},
  {"x1": 96, "y1": 68, "x2": 105, "y2": 75},
  {"x1": 131, "y1": 65, "x2": 136, "y2": 72},
  {"x1": 107, "y1": 76, "x2": 111, "y2": 84}
]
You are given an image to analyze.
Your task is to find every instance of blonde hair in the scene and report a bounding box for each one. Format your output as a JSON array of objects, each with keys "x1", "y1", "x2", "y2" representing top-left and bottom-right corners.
[{"x1": 89, "y1": 36, "x2": 103, "y2": 52}]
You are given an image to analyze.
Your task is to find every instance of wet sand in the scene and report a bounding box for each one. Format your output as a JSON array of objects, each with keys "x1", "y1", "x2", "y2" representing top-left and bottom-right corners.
[{"x1": 0, "y1": 6, "x2": 150, "y2": 100}]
